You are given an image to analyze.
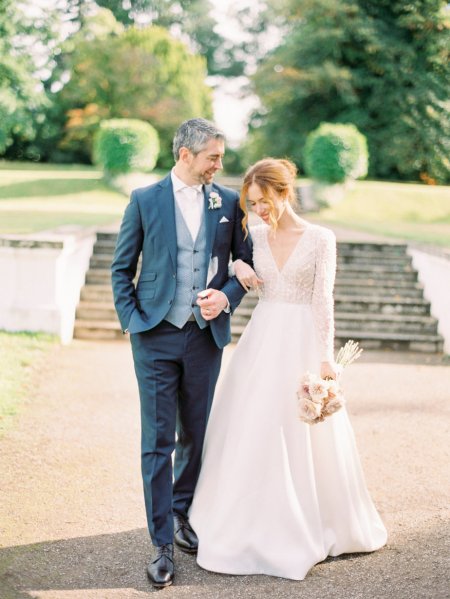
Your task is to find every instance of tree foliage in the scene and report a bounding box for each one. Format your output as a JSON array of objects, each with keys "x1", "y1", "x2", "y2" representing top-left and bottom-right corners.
[
  {"x1": 0, "y1": 0, "x2": 48, "y2": 155},
  {"x1": 248, "y1": 0, "x2": 450, "y2": 182},
  {"x1": 93, "y1": 0, "x2": 244, "y2": 76},
  {"x1": 53, "y1": 15, "x2": 212, "y2": 166}
]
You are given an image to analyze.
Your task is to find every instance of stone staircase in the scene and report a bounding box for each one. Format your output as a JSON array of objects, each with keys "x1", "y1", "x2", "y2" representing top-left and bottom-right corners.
[
  {"x1": 232, "y1": 241, "x2": 444, "y2": 353},
  {"x1": 74, "y1": 233, "x2": 444, "y2": 353},
  {"x1": 74, "y1": 231, "x2": 123, "y2": 340}
]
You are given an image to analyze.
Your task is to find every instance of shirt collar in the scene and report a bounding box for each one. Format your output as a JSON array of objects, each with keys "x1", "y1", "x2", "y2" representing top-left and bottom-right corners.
[{"x1": 171, "y1": 169, "x2": 203, "y2": 194}]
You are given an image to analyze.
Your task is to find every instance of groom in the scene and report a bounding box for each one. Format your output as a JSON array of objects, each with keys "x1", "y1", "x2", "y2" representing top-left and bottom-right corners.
[{"x1": 111, "y1": 118, "x2": 252, "y2": 588}]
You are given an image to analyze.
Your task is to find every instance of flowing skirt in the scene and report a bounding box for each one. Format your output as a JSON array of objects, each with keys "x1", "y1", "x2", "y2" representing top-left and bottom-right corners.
[{"x1": 189, "y1": 300, "x2": 387, "y2": 580}]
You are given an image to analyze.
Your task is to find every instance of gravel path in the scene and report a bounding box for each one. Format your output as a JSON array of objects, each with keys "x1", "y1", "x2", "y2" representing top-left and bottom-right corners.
[{"x1": 1, "y1": 340, "x2": 449, "y2": 599}]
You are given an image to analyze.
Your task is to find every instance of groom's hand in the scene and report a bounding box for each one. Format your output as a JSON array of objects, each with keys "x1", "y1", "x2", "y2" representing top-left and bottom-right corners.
[{"x1": 197, "y1": 289, "x2": 229, "y2": 320}]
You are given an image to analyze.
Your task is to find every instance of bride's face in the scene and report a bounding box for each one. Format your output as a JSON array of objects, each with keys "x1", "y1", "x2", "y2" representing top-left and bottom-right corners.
[{"x1": 247, "y1": 183, "x2": 284, "y2": 224}]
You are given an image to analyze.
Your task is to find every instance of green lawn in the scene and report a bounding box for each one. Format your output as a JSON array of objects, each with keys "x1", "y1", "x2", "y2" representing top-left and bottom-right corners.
[
  {"x1": 1, "y1": 162, "x2": 449, "y2": 246},
  {"x1": 310, "y1": 180, "x2": 450, "y2": 246},
  {"x1": 0, "y1": 161, "x2": 128, "y2": 234},
  {"x1": 0, "y1": 331, "x2": 56, "y2": 435}
]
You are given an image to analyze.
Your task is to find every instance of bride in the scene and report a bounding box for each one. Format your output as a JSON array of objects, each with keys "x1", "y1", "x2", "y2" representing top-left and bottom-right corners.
[{"x1": 189, "y1": 157, "x2": 387, "y2": 580}]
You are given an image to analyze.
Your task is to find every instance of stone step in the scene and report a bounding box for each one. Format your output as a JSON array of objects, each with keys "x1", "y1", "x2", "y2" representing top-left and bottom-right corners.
[
  {"x1": 336, "y1": 242, "x2": 407, "y2": 253},
  {"x1": 94, "y1": 240, "x2": 117, "y2": 254},
  {"x1": 335, "y1": 313, "x2": 438, "y2": 334},
  {"x1": 86, "y1": 269, "x2": 112, "y2": 284},
  {"x1": 337, "y1": 262, "x2": 415, "y2": 274},
  {"x1": 232, "y1": 306, "x2": 255, "y2": 318},
  {"x1": 337, "y1": 254, "x2": 412, "y2": 266},
  {"x1": 334, "y1": 284, "x2": 424, "y2": 298},
  {"x1": 91, "y1": 238, "x2": 409, "y2": 252},
  {"x1": 90, "y1": 254, "x2": 113, "y2": 269},
  {"x1": 232, "y1": 305, "x2": 437, "y2": 332},
  {"x1": 335, "y1": 311, "x2": 437, "y2": 324},
  {"x1": 237, "y1": 295, "x2": 431, "y2": 315},
  {"x1": 334, "y1": 277, "x2": 421, "y2": 289},
  {"x1": 334, "y1": 330, "x2": 444, "y2": 353},
  {"x1": 80, "y1": 284, "x2": 114, "y2": 302},
  {"x1": 334, "y1": 295, "x2": 430, "y2": 315},
  {"x1": 76, "y1": 301, "x2": 117, "y2": 321},
  {"x1": 234, "y1": 295, "x2": 259, "y2": 309},
  {"x1": 230, "y1": 326, "x2": 443, "y2": 353},
  {"x1": 73, "y1": 319, "x2": 125, "y2": 340},
  {"x1": 97, "y1": 231, "x2": 118, "y2": 242},
  {"x1": 336, "y1": 266, "x2": 418, "y2": 285}
]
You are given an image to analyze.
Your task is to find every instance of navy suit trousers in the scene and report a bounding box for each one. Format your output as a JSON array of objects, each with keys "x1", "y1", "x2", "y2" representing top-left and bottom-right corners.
[{"x1": 130, "y1": 320, "x2": 222, "y2": 546}]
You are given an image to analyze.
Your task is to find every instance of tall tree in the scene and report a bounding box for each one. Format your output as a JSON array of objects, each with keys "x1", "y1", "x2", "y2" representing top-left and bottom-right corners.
[
  {"x1": 54, "y1": 13, "x2": 212, "y2": 166},
  {"x1": 0, "y1": 0, "x2": 48, "y2": 157},
  {"x1": 94, "y1": 0, "x2": 244, "y2": 76},
  {"x1": 247, "y1": 0, "x2": 450, "y2": 182}
]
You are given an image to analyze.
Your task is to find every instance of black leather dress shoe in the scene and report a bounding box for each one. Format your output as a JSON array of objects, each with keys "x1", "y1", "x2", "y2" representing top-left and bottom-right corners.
[
  {"x1": 147, "y1": 543, "x2": 174, "y2": 588},
  {"x1": 173, "y1": 513, "x2": 198, "y2": 554}
]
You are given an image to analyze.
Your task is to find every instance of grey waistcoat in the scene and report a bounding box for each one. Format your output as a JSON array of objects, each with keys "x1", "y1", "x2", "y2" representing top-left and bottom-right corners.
[{"x1": 165, "y1": 200, "x2": 208, "y2": 329}]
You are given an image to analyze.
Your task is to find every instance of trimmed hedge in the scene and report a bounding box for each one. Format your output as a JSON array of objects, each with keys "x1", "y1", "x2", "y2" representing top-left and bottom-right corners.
[
  {"x1": 93, "y1": 118, "x2": 160, "y2": 175},
  {"x1": 304, "y1": 123, "x2": 368, "y2": 184}
]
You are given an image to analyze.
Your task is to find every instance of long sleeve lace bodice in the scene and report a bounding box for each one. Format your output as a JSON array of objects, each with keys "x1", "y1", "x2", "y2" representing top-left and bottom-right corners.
[{"x1": 250, "y1": 223, "x2": 337, "y2": 362}]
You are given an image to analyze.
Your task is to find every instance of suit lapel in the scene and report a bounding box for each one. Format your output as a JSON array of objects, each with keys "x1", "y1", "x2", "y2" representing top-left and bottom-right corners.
[
  {"x1": 204, "y1": 183, "x2": 220, "y2": 257},
  {"x1": 156, "y1": 174, "x2": 177, "y2": 270}
]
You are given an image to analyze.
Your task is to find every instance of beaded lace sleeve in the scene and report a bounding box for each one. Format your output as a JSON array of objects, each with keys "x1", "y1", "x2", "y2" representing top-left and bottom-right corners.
[{"x1": 311, "y1": 228, "x2": 337, "y2": 362}]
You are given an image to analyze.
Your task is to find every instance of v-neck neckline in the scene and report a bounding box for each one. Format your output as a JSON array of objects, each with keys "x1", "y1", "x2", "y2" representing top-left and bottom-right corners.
[{"x1": 265, "y1": 225, "x2": 310, "y2": 274}]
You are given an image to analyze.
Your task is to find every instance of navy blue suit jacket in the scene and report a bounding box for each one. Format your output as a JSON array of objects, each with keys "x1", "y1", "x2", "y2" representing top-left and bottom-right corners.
[{"x1": 111, "y1": 174, "x2": 253, "y2": 349}]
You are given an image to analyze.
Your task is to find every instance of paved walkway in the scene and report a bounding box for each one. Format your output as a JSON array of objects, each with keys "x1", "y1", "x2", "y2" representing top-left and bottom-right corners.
[{"x1": 1, "y1": 340, "x2": 449, "y2": 598}]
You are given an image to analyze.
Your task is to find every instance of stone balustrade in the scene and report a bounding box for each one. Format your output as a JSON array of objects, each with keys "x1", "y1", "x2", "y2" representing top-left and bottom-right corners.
[{"x1": 0, "y1": 226, "x2": 97, "y2": 343}]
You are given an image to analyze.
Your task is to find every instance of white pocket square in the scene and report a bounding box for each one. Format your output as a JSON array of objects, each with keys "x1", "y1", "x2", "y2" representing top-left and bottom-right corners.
[{"x1": 219, "y1": 216, "x2": 229, "y2": 223}]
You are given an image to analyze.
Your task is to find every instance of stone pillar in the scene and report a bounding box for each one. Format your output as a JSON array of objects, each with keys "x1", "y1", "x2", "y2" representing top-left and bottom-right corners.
[
  {"x1": 0, "y1": 226, "x2": 96, "y2": 343},
  {"x1": 409, "y1": 245, "x2": 450, "y2": 354}
]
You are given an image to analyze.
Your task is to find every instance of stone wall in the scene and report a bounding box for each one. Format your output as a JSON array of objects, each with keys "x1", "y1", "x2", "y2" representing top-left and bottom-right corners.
[
  {"x1": 0, "y1": 226, "x2": 96, "y2": 344},
  {"x1": 409, "y1": 245, "x2": 450, "y2": 354}
]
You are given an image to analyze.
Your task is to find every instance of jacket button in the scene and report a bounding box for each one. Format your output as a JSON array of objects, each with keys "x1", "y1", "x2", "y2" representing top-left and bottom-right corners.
[
  {"x1": 168, "y1": 300, "x2": 172, "y2": 304},
  {"x1": 173, "y1": 273, "x2": 176, "y2": 278}
]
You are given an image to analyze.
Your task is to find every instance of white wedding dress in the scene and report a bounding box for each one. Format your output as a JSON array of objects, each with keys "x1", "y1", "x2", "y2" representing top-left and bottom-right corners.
[{"x1": 189, "y1": 223, "x2": 387, "y2": 580}]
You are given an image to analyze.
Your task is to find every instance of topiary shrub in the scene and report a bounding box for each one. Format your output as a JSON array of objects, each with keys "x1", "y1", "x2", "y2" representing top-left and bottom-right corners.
[
  {"x1": 304, "y1": 123, "x2": 368, "y2": 184},
  {"x1": 93, "y1": 118, "x2": 160, "y2": 176}
]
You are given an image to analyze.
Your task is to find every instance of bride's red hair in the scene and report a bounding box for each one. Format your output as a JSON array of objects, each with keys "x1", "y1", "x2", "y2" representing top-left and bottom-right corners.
[{"x1": 239, "y1": 158, "x2": 298, "y2": 237}]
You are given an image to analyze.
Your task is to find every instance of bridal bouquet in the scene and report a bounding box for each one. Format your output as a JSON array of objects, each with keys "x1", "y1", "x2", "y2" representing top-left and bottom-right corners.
[{"x1": 297, "y1": 340, "x2": 363, "y2": 425}]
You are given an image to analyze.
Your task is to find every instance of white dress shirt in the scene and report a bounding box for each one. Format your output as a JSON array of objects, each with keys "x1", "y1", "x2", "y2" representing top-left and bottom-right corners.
[{"x1": 171, "y1": 170, "x2": 204, "y2": 241}]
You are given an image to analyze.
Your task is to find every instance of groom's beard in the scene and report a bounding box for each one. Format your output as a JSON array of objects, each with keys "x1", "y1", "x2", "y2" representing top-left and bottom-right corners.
[{"x1": 200, "y1": 170, "x2": 218, "y2": 184}]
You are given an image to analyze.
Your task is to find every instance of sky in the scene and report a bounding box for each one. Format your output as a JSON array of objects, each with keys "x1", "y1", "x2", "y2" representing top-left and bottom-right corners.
[
  {"x1": 209, "y1": 0, "x2": 259, "y2": 146},
  {"x1": 210, "y1": 77, "x2": 259, "y2": 148},
  {"x1": 209, "y1": 0, "x2": 277, "y2": 147}
]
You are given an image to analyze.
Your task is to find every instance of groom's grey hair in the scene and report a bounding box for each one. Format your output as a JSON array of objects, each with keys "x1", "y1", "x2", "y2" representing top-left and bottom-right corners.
[{"x1": 173, "y1": 118, "x2": 225, "y2": 162}]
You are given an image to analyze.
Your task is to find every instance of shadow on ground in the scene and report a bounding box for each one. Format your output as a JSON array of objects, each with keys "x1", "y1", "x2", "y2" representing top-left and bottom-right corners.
[{"x1": 0, "y1": 522, "x2": 448, "y2": 599}]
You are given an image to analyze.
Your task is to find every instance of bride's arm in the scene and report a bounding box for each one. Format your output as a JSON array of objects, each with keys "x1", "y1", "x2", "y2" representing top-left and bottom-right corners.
[
  {"x1": 232, "y1": 259, "x2": 263, "y2": 292},
  {"x1": 311, "y1": 229, "x2": 338, "y2": 378}
]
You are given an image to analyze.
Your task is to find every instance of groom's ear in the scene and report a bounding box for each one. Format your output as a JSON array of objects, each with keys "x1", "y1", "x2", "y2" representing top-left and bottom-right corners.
[{"x1": 178, "y1": 146, "x2": 192, "y2": 164}]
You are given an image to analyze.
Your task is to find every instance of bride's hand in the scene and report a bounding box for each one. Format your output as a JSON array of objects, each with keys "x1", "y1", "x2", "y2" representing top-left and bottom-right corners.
[
  {"x1": 320, "y1": 361, "x2": 340, "y2": 380},
  {"x1": 234, "y1": 259, "x2": 263, "y2": 292}
]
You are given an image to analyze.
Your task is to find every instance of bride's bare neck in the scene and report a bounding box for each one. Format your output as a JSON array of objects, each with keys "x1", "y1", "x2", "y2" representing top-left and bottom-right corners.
[{"x1": 275, "y1": 204, "x2": 308, "y2": 233}]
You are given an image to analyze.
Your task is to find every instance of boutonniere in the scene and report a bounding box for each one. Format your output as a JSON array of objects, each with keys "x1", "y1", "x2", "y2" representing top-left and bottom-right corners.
[{"x1": 208, "y1": 191, "x2": 222, "y2": 210}]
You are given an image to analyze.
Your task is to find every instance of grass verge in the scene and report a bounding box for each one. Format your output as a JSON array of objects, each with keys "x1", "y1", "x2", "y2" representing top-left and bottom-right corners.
[
  {"x1": 310, "y1": 180, "x2": 450, "y2": 246},
  {"x1": 1, "y1": 163, "x2": 449, "y2": 246},
  {"x1": 0, "y1": 163, "x2": 128, "y2": 234},
  {"x1": 0, "y1": 331, "x2": 56, "y2": 435}
]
